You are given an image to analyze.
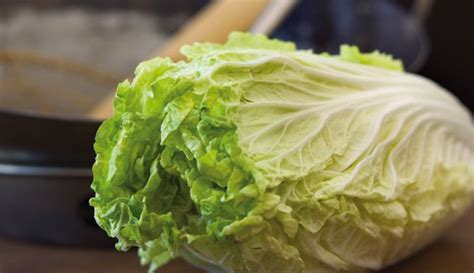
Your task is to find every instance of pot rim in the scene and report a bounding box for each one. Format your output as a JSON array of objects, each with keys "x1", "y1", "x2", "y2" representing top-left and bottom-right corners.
[{"x1": 0, "y1": 163, "x2": 92, "y2": 177}]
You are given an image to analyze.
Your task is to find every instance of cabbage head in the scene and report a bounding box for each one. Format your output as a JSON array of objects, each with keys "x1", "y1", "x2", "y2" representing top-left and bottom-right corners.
[{"x1": 91, "y1": 33, "x2": 474, "y2": 273}]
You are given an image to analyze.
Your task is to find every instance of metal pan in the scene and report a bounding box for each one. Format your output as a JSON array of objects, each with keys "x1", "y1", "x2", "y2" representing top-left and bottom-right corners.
[{"x1": 0, "y1": 109, "x2": 110, "y2": 246}]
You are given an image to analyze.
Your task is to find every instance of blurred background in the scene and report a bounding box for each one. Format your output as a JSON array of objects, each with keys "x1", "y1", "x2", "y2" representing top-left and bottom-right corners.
[{"x1": 0, "y1": 1, "x2": 473, "y2": 273}]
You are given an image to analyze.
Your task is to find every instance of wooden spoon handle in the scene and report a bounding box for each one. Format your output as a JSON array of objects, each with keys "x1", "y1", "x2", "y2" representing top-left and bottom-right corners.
[{"x1": 156, "y1": 0, "x2": 271, "y2": 60}]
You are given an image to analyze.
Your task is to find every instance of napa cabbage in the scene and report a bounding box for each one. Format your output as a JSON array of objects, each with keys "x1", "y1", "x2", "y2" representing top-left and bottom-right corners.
[{"x1": 91, "y1": 33, "x2": 474, "y2": 273}]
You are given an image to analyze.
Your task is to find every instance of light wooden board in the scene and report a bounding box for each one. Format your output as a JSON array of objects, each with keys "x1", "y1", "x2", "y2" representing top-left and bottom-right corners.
[{"x1": 0, "y1": 207, "x2": 472, "y2": 273}]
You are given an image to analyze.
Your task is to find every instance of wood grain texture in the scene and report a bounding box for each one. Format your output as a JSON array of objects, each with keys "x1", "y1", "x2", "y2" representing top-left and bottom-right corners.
[{"x1": 0, "y1": 207, "x2": 472, "y2": 273}]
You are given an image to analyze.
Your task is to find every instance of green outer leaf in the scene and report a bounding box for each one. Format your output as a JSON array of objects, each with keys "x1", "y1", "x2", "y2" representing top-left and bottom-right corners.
[{"x1": 337, "y1": 45, "x2": 404, "y2": 71}]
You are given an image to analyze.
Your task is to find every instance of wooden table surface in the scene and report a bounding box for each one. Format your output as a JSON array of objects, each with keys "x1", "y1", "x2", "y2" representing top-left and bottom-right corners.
[{"x1": 0, "y1": 207, "x2": 472, "y2": 273}]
